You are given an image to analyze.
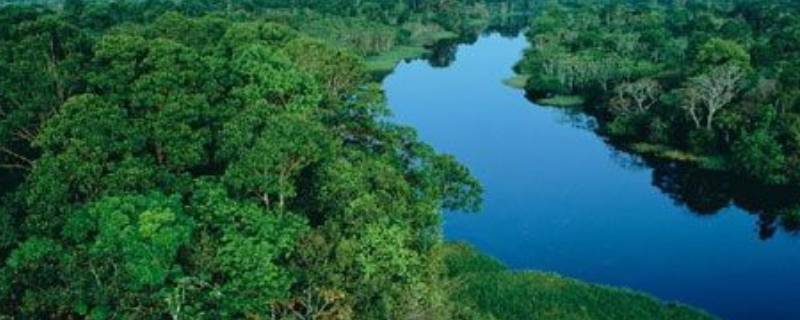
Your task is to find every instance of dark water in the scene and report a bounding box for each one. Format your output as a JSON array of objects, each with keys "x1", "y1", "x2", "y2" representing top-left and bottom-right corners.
[{"x1": 383, "y1": 33, "x2": 800, "y2": 320}]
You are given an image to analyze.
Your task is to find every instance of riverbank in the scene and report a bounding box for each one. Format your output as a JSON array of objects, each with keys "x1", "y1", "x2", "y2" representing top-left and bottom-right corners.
[
  {"x1": 444, "y1": 243, "x2": 715, "y2": 320},
  {"x1": 381, "y1": 30, "x2": 800, "y2": 319},
  {"x1": 366, "y1": 45, "x2": 431, "y2": 75},
  {"x1": 365, "y1": 32, "x2": 458, "y2": 77},
  {"x1": 504, "y1": 73, "x2": 727, "y2": 167},
  {"x1": 385, "y1": 31, "x2": 724, "y2": 319}
]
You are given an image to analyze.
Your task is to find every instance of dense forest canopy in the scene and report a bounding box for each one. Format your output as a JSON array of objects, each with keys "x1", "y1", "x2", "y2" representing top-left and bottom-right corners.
[
  {"x1": 0, "y1": 0, "x2": 732, "y2": 318},
  {"x1": 518, "y1": 0, "x2": 800, "y2": 185},
  {"x1": 0, "y1": 0, "x2": 504, "y2": 318},
  {"x1": 514, "y1": 0, "x2": 800, "y2": 229}
]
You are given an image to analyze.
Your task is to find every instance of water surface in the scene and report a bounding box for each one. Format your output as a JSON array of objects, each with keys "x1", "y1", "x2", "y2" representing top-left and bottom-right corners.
[{"x1": 383, "y1": 33, "x2": 800, "y2": 320}]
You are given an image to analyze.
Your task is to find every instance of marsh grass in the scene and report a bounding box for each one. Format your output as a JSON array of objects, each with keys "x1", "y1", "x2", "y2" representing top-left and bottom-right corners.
[{"x1": 443, "y1": 243, "x2": 716, "y2": 320}]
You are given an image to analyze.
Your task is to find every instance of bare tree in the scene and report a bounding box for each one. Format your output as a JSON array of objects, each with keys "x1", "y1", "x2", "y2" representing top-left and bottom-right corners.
[
  {"x1": 678, "y1": 87, "x2": 703, "y2": 129},
  {"x1": 271, "y1": 288, "x2": 349, "y2": 320},
  {"x1": 689, "y1": 64, "x2": 744, "y2": 130},
  {"x1": 610, "y1": 78, "x2": 662, "y2": 116}
]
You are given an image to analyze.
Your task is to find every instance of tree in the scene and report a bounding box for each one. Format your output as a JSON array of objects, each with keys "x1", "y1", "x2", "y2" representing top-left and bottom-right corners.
[
  {"x1": 1, "y1": 3, "x2": 489, "y2": 319},
  {"x1": 687, "y1": 64, "x2": 744, "y2": 130},
  {"x1": 731, "y1": 129, "x2": 788, "y2": 184},
  {"x1": 696, "y1": 38, "x2": 751, "y2": 70},
  {"x1": 610, "y1": 78, "x2": 662, "y2": 116},
  {"x1": 1, "y1": 193, "x2": 192, "y2": 319},
  {"x1": 678, "y1": 87, "x2": 703, "y2": 129},
  {"x1": 0, "y1": 13, "x2": 91, "y2": 173},
  {"x1": 222, "y1": 112, "x2": 332, "y2": 209},
  {"x1": 186, "y1": 181, "x2": 307, "y2": 317},
  {"x1": 24, "y1": 94, "x2": 150, "y2": 236},
  {"x1": 284, "y1": 37, "x2": 366, "y2": 101}
]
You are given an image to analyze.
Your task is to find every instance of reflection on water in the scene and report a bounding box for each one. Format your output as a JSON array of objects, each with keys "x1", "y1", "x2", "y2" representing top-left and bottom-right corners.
[
  {"x1": 648, "y1": 159, "x2": 800, "y2": 239},
  {"x1": 384, "y1": 31, "x2": 800, "y2": 320},
  {"x1": 542, "y1": 102, "x2": 800, "y2": 240},
  {"x1": 426, "y1": 38, "x2": 462, "y2": 69},
  {"x1": 422, "y1": 15, "x2": 529, "y2": 69}
]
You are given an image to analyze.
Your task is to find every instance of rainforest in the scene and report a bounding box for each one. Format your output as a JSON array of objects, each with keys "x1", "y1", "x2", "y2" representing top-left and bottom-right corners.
[{"x1": 1, "y1": 0, "x2": 798, "y2": 319}]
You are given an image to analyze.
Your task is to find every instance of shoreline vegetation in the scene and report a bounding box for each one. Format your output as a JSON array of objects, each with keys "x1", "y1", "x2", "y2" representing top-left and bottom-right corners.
[
  {"x1": 366, "y1": 45, "x2": 432, "y2": 74},
  {"x1": 514, "y1": 0, "x2": 800, "y2": 189},
  {"x1": 507, "y1": 72, "x2": 719, "y2": 166},
  {"x1": 444, "y1": 243, "x2": 714, "y2": 320},
  {"x1": 511, "y1": 0, "x2": 800, "y2": 238},
  {"x1": 369, "y1": 29, "x2": 715, "y2": 318},
  {"x1": 0, "y1": 0, "x2": 714, "y2": 319}
]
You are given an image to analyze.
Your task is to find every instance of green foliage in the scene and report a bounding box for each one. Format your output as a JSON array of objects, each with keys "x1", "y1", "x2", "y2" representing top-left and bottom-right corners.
[
  {"x1": 66, "y1": 193, "x2": 191, "y2": 289},
  {"x1": 444, "y1": 243, "x2": 715, "y2": 320},
  {"x1": 0, "y1": 2, "x2": 717, "y2": 319},
  {"x1": 629, "y1": 143, "x2": 710, "y2": 164},
  {"x1": 696, "y1": 38, "x2": 751, "y2": 70},
  {"x1": 442, "y1": 242, "x2": 505, "y2": 277},
  {"x1": 502, "y1": 74, "x2": 530, "y2": 89},
  {"x1": 607, "y1": 115, "x2": 641, "y2": 138},
  {"x1": 222, "y1": 112, "x2": 332, "y2": 209},
  {"x1": 516, "y1": 0, "x2": 800, "y2": 187},
  {"x1": 0, "y1": 206, "x2": 14, "y2": 254},
  {"x1": 366, "y1": 45, "x2": 429, "y2": 74},
  {"x1": 687, "y1": 130, "x2": 718, "y2": 155},
  {"x1": 0, "y1": 1, "x2": 491, "y2": 318},
  {"x1": 186, "y1": 181, "x2": 307, "y2": 316},
  {"x1": 731, "y1": 129, "x2": 788, "y2": 184},
  {"x1": 284, "y1": 36, "x2": 366, "y2": 100},
  {"x1": 61, "y1": 193, "x2": 192, "y2": 318},
  {"x1": 3, "y1": 237, "x2": 68, "y2": 316}
]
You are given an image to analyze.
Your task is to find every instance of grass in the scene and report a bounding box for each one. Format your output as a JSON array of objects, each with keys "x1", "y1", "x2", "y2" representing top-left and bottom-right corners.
[
  {"x1": 500, "y1": 77, "x2": 585, "y2": 107},
  {"x1": 365, "y1": 45, "x2": 429, "y2": 75},
  {"x1": 366, "y1": 27, "x2": 459, "y2": 76},
  {"x1": 502, "y1": 74, "x2": 530, "y2": 89},
  {"x1": 537, "y1": 95, "x2": 586, "y2": 107},
  {"x1": 443, "y1": 243, "x2": 716, "y2": 320},
  {"x1": 629, "y1": 143, "x2": 704, "y2": 163},
  {"x1": 408, "y1": 30, "x2": 458, "y2": 47},
  {"x1": 628, "y1": 143, "x2": 727, "y2": 170}
]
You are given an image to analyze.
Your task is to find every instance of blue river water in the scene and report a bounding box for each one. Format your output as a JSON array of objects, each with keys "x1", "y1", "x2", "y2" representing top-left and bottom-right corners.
[{"x1": 383, "y1": 32, "x2": 800, "y2": 320}]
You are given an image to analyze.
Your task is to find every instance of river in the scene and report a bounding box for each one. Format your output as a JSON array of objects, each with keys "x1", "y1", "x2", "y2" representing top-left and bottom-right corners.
[{"x1": 383, "y1": 32, "x2": 800, "y2": 320}]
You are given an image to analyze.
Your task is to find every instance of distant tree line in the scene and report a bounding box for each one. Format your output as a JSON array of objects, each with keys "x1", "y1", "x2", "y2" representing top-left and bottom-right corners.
[{"x1": 517, "y1": 0, "x2": 800, "y2": 186}]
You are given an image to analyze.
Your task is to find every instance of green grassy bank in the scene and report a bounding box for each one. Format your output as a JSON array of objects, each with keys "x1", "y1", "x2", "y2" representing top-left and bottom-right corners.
[{"x1": 444, "y1": 243, "x2": 716, "y2": 320}]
